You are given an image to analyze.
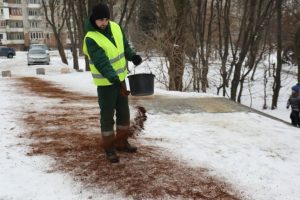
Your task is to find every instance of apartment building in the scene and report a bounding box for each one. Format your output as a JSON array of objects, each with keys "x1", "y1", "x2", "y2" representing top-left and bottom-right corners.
[{"x1": 0, "y1": 0, "x2": 69, "y2": 50}]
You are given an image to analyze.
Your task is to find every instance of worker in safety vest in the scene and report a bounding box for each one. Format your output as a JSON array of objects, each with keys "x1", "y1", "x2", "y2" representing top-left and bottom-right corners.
[{"x1": 83, "y1": 3, "x2": 142, "y2": 163}]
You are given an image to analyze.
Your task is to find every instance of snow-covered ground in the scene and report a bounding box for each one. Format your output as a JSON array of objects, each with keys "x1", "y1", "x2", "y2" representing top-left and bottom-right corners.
[{"x1": 0, "y1": 51, "x2": 299, "y2": 200}]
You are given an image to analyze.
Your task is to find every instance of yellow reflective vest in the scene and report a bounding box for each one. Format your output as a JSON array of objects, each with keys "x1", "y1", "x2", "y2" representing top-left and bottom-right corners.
[{"x1": 83, "y1": 21, "x2": 127, "y2": 86}]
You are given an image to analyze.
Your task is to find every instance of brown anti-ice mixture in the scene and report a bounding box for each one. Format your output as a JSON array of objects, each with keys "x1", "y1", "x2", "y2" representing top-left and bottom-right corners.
[{"x1": 15, "y1": 77, "x2": 243, "y2": 200}]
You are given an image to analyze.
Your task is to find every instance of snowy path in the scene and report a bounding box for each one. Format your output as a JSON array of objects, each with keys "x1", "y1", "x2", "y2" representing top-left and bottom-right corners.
[
  {"x1": 1, "y1": 73, "x2": 300, "y2": 200},
  {"x1": 0, "y1": 76, "x2": 241, "y2": 200}
]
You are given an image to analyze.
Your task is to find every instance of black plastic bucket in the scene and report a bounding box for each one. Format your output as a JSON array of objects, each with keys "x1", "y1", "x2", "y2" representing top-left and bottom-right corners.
[{"x1": 128, "y1": 73, "x2": 155, "y2": 96}]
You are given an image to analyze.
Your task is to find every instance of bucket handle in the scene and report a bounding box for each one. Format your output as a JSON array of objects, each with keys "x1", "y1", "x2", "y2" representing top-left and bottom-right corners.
[{"x1": 129, "y1": 57, "x2": 153, "y2": 75}]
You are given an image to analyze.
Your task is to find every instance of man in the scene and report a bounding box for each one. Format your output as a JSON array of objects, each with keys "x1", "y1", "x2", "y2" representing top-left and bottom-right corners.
[
  {"x1": 83, "y1": 3, "x2": 142, "y2": 163},
  {"x1": 287, "y1": 88, "x2": 300, "y2": 127}
]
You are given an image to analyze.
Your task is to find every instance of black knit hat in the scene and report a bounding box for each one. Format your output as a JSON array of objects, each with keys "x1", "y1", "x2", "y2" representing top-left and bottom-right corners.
[{"x1": 91, "y1": 3, "x2": 110, "y2": 21}]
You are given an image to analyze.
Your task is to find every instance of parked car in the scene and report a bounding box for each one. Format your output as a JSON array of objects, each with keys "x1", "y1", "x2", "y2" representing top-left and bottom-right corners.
[
  {"x1": 29, "y1": 44, "x2": 49, "y2": 52},
  {"x1": 27, "y1": 48, "x2": 50, "y2": 65},
  {"x1": 29, "y1": 44, "x2": 50, "y2": 61},
  {"x1": 0, "y1": 46, "x2": 16, "y2": 58}
]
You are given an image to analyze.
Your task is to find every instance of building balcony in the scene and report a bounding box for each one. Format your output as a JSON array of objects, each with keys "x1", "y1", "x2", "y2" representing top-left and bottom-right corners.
[
  {"x1": 27, "y1": 3, "x2": 42, "y2": 9},
  {"x1": 9, "y1": 15, "x2": 23, "y2": 20},
  {"x1": 7, "y1": 2, "x2": 22, "y2": 7},
  {"x1": 6, "y1": 27, "x2": 23, "y2": 32},
  {"x1": 29, "y1": 38, "x2": 44, "y2": 43},
  {"x1": 0, "y1": 8, "x2": 9, "y2": 19},
  {"x1": 29, "y1": 27, "x2": 45, "y2": 32},
  {"x1": 28, "y1": 15, "x2": 43, "y2": 20},
  {"x1": 3, "y1": 39, "x2": 24, "y2": 45}
]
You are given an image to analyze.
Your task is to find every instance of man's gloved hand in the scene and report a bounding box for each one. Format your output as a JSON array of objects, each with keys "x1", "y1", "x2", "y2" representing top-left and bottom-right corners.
[
  {"x1": 132, "y1": 55, "x2": 142, "y2": 66},
  {"x1": 113, "y1": 77, "x2": 130, "y2": 96},
  {"x1": 119, "y1": 81, "x2": 130, "y2": 96}
]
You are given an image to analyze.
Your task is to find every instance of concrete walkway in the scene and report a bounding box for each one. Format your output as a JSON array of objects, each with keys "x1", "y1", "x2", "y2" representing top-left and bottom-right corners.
[
  {"x1": 130, "y1": 95, "x2": 250, "y2": 114},
  {"x1": 130, "y1": 95, "x2": 291, "y2": 126}
]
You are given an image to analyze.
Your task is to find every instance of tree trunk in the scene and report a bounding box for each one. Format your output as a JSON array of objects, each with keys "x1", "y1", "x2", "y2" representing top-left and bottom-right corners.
[
  {"x1": 168, "y1": 45, "x2": 185, "y2": 91},
  {"x1": 65, "y1": 0, "x2": 79, "y2": 70},
  {"x1": 231, "y1": 60, "x2": 244, "y2": 101},
  {"x1": 271, "y1": 0, "x2": 282, "y2": 109},
  {"x1": 54, "y1": 30, "x2": 68, "y2": 64},
  {"x1": 295, "y1": 26, "x2": 300, "y2": 82},
  {"x1": 170, "y1": 0, "x2": 187, "y2": 91},
  {"x1": 216, "y1": 0, "x2": 230, "y2": 96},
  {"x1": 263, "y1": 68, "x2": 268, "y2": 109},
  {"x1": 200, "y1": 0, "x2": 214, "y2": 93},
  {"x1": 75, "y1": 0, "x2": 87, "y2": 57},
  {"x1": 157, "y1": 0, "x2": 187, "y2": 91}
]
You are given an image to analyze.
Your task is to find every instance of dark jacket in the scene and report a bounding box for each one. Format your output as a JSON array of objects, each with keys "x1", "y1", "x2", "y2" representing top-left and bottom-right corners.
[
  {"x1": 84, "y1": 17, "x2": 136, "y2": 83},
  {"x1": 287, "y1": 92, "x2": 300, "y2": 111}
]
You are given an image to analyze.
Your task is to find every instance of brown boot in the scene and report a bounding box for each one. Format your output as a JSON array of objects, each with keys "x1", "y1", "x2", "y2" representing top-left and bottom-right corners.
[
  {"x1": 116, "y1": 139, "x2": 137, "y2": 153},
  {"x1": 102, "y1": 135, "x2": 119, "y2": 163},
  {"x1": 115, "y1": 129, "x2": 137, "y2": 153}
]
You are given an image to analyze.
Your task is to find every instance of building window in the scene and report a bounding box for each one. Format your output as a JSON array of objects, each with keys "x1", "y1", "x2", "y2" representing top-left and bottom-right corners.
[
  {"x1": 28, "y1": 9, "x2": 40, "y2": 16},
  {"x1": 29, "y1": 0, "x2": 41, "y2": 3},
  {"x1": 1, "y1": 8, "x2": 3, "y2": 15},
  {"x1": 0, "y1": 21, "x2": 6, "y2": 28},
  {"x1": 9, "y1": 8, "x2": 22, "y2": 16},
  {"x1": 16, "y1": 0, "x2": 21, "y2": 4},
  {"x1": 8, "y1": 20, "x2": 23, "y2": 28},
  {"x1": 7, "y1": 32, "x2": 24, "y2": 40},
  {"x1": 30, "y1": 32, "x2": 44, "y2": 39},
  {"x1": 30, "y1": 21, "x2": 38, "y2": 28}
]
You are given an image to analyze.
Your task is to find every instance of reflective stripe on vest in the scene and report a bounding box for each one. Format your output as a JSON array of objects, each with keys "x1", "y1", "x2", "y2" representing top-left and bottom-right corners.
[
  {"x1": 83, "y1": 21, "x2": 127, "y2": 86},
  {"x1": 89, "y1": 52, "x2": 124, "y2": 65},
  {"x1": 92, "y1": 66, "x2": 125, "y2": 79}
]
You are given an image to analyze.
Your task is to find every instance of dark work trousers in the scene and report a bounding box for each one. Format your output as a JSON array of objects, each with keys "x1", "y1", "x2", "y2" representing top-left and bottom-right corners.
[
  {"x1": 290, "y1": 110, "x2": 300, "y2": 127},
  {"x1": 97, "y1": 83, "x2": 130, "y2": 136}
]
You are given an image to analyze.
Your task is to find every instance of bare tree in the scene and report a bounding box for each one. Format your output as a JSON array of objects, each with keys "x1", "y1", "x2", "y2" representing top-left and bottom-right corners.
[
  {"x1": 138, "y1": 0, "x2": 156, "y2": 35},
  {"x1": 229, "y1": 0, "x2": 274, "y2": 102},
  {"x1": 41, "y1": 0, "x2": 68, "y2": 64},
  {"x1": 186, "y1": 0, "x2": 216, "y2": 93},
  {"x1": 296, "y1": 26, "x2": 300, "y2": 82},
  {"x1": 65, "y1": 0, "x2": 79, "y2": 70},
  {"x1": 274, "y1": 0, "x2": 300, "y2": 82},
  {"x1": 216, "y1": 0, "x2": 231, "y2": 97},
  {"x1": 156, "y1": 0, "x2": 189, "y2": 91},
  {"x1": 237, "y1": 29, "x2": 266, "y2": 103},
  {"x1": 250, "y1": 17, "x2": 272, "y2": 81},
  {"x1": 185, "y1": 0, "x2": 216, "y2": 93},
  {"x1": 74, "y1": 0, "x2": 87, "y2": 56},
  {"x1": 263, "y1": 65, "x2": 268, "y2": 109},
  {"x1": 118, "y1": 0, "x2": 137, "y2": 31},
  {"x1": 185, "y1": 1, "x2": 201, "y2": 92},
  {"x1": 198, "y1": 0, "x2": 215, "y2": 92},
  {"x1": 271, "y1": 0, "x2": 283, "y2": 109}
]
